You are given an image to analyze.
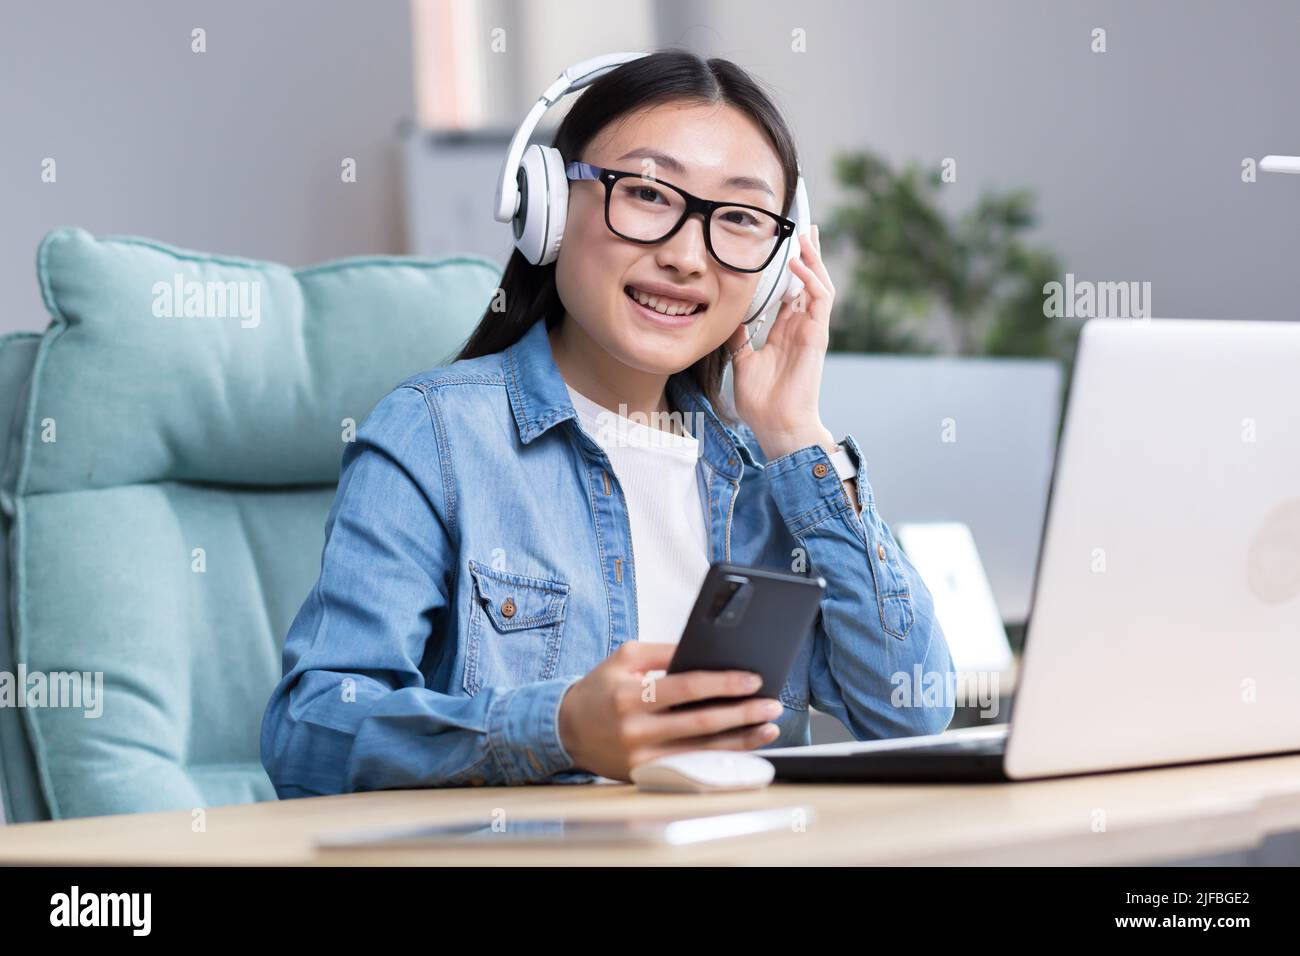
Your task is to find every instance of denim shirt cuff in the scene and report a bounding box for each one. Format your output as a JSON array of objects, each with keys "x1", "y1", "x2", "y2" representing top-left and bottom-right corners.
[
  {"x1": 486, "y1": 674, "x2": 583, "y2": 784},
  {"x1": 763, "y1": 433, "x2": 870, "y2": 537}
]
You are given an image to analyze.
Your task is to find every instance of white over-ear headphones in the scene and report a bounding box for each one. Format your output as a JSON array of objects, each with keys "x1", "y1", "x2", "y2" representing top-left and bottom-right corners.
[{"x1": 492, "y1": 51, "x2": 812, "y2": 333}]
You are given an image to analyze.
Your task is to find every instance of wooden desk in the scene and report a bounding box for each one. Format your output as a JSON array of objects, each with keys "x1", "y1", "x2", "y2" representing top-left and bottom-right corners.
[{"x1": 3, "y1": 753, "x2": 1299, "y2": 866}]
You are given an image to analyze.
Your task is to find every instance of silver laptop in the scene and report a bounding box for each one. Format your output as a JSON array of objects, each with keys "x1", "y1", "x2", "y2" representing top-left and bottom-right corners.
[{"x1": 762, "y1": 317, "x2": 1300, "y2": 782}]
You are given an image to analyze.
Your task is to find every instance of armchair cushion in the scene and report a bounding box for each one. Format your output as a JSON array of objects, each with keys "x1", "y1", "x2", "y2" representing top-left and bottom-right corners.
[{"x1": 0, "y1": 227, "x2": 500, "y2": 820}]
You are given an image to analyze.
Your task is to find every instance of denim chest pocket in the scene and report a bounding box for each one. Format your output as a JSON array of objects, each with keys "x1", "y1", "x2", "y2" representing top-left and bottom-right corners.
[{"x1": 462, "y1": 560, "x2": 569, "y2": 697}]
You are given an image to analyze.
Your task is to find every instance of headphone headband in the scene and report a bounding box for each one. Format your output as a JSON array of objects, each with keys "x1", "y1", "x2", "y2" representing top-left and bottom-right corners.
[{"x1": 493, "y1": 51, "x2": 650, "y2": 224}]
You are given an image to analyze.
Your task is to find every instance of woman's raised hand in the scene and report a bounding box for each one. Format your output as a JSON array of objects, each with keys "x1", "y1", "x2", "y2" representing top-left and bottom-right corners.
[{"x1": 728, "y1": 224, "x2": 838, "y2": 460}]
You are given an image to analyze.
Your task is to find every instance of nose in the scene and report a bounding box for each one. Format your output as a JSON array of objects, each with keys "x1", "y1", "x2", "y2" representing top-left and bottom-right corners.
[{"x1": 654, "y1": 212, "x2": 709, "y2": 276}]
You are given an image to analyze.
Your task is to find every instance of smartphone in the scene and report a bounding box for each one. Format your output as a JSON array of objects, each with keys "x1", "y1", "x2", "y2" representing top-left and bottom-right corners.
[{"x1": 665, "y1": 562, "x2": 826, "y2": 714}]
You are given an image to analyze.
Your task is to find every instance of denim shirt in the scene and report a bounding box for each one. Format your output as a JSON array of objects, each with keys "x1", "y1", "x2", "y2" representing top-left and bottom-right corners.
[{"x1": 261, "y1": 317, "x2": 954, "y2": 797}]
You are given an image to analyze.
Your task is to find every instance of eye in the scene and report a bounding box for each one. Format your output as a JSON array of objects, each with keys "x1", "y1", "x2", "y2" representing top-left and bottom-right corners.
[
  {"x1": 621, "y1": 182, "x2": 668, "y2": 205},
  {"x1": 719, "y1": 208, "x2": 762, "y2": 229}
]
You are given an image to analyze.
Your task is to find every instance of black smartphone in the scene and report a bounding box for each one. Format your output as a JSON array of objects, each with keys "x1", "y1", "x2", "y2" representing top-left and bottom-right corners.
[{"x1": 665, "y1": 562, "x2": 826, "y2": 714}]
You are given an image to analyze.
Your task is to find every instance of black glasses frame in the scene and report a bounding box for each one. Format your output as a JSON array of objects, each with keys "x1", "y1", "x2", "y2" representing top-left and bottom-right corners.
[{"x1": 565, "y1": 161, "x2": 794, "y2": 274}]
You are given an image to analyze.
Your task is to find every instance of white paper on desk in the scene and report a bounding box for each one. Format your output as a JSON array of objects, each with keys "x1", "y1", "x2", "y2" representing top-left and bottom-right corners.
[{"x1": 315, "y1": 805, "x2": 815, "y2": 848}]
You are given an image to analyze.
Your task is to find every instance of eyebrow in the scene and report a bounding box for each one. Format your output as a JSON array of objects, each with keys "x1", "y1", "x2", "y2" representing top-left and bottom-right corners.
[{"x1": 616, "y1": 148, "x2": 777, "y2": 201}]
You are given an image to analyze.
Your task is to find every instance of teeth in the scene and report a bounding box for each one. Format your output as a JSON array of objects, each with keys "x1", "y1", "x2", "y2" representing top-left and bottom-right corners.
[{"x1": 628, "y1": 286, "x2": 701, "y2": 316}]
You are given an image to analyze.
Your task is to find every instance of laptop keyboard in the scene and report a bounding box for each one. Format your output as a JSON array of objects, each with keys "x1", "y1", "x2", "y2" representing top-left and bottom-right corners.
[
  {"x1": 880, "y1": 734, "x2": 1007, "y2": 756},
  {"x1": 841, "y1": 725, "x2": 1009, "y2": 758},
  {"x1": 761, "y1": 724, "x2": 1010, "y2": 759}
]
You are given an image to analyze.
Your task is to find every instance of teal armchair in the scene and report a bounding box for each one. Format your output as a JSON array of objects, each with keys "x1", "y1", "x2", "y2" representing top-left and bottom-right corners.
[{"x1": 0, "y1": 228, "x2": 499, "y2": 821}]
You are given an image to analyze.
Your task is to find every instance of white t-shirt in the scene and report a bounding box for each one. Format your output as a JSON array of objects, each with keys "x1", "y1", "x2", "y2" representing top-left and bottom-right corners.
[{"x1": 566, "y1": 384, "x2": 711, "y2": 644}]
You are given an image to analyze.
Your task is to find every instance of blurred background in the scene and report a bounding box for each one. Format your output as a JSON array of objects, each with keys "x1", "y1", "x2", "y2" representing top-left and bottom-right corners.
[
  {"x1": 6, "y1": 0, "x2": 1298, "y2": 332},
  {"x1": 3, "y1": 0, "x2": 1298, "y2": 738}
]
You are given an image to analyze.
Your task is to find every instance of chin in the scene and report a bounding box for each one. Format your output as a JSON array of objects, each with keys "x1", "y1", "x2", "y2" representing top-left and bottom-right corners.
[{"x1": 611, "y1": 342, "x2": 694, "y2": 376}]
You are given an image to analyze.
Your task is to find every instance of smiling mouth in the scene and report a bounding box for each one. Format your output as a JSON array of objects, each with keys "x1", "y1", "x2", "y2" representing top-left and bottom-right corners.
[{"x1": 624, "y1": 285, "x2": 707, "y2": 317}]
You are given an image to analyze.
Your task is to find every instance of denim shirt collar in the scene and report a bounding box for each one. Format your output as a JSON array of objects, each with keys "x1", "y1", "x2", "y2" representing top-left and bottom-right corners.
[{"x1": 503, "y1": 317, "x2": 751, "y2": 481}]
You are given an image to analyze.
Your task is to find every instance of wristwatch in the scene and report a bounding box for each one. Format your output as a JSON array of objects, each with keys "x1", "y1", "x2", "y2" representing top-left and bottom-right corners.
[{"x1": 828, "y1": 443, "x2": 857, "y2": 481}]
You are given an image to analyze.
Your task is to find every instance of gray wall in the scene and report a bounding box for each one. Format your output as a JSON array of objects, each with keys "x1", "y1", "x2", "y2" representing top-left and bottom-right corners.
[
  {"x1": 0, "y1": 0, "x2": 412, "y2": 333},
  {"x1": 4, "y1": 0, "x2": 1298, "y2": 335},
  {"x1": 663, "y1": 0, "x2": 1300, "y2": 326}
]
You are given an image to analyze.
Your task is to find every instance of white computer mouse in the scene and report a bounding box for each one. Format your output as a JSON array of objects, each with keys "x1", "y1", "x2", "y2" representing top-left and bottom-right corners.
[{"x1": 630, "y1": 750, "x2": 776, "y2": 793}]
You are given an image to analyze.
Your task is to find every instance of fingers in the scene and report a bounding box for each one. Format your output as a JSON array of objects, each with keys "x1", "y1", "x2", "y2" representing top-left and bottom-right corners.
[
  {"x1": 792, "y1": 227, "x2": 834, "y2": 298},
  {"x1": 805, "y1": 225, "x2": 832, "y2": 291},
  {"x1": 640, "y1": 669, "x2": 765, "y2": 711},
  {"x1": 674, "y1": 720, "x2": 782, "y2": 749},
  {"x1": 645, "y1": 696, "x2": 784, "y2": 743},
  {"x1": 789, "y1": 248, "x2": 831, "y2": 302}
]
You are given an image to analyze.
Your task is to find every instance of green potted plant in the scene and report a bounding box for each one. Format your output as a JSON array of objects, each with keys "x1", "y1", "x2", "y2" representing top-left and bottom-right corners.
[{"x1": 823, "y1": 149, "x2": 1078, "y2": 376}]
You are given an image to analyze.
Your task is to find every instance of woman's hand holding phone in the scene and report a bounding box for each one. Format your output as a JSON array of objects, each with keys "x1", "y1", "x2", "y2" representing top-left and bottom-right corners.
[{"x1": 556, "y1": 641, "x2": 783, "y2": 781}]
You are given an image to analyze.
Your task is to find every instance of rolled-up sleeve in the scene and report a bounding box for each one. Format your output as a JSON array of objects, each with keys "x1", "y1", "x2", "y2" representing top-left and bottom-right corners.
[{"x1": 760, "y1": 433, "x2": 956, "y2": 740}]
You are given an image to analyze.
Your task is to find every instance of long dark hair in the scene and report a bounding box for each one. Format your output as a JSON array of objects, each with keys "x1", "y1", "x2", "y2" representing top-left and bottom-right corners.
[{"x1": 453, "y1": 48, "x2": 800, "y2": 420}]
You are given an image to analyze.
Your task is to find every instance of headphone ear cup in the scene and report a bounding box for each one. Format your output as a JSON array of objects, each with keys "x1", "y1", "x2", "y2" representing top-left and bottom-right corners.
[
  {"x1": 513, "y1": 145, "x2": 569, "y2": 265},
  {"x1": 742, "y1": 174, "x2": 811, "y2": 328},
  {"x1": 745, "y1": 246, "x2": 787, "y2": 327},
  {"x1": 781, "y1": 175, "x2": 811, "y2": 303}
]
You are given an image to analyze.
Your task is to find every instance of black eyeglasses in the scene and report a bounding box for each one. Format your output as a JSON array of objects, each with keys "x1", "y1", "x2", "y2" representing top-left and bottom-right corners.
[{"x1": 565, "y1": 161, "x2": 794, "y2": 273}]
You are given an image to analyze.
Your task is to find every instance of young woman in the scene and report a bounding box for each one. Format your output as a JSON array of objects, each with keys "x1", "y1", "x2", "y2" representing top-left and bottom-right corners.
[{"x1": 261, "y1": 50, "x2": 953, "y2": 796}]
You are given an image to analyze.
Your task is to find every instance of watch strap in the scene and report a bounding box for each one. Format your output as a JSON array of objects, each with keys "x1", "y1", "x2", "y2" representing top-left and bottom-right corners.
[{"x1": 828, "y1": 444, "x2": 857, "y2": 481}]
